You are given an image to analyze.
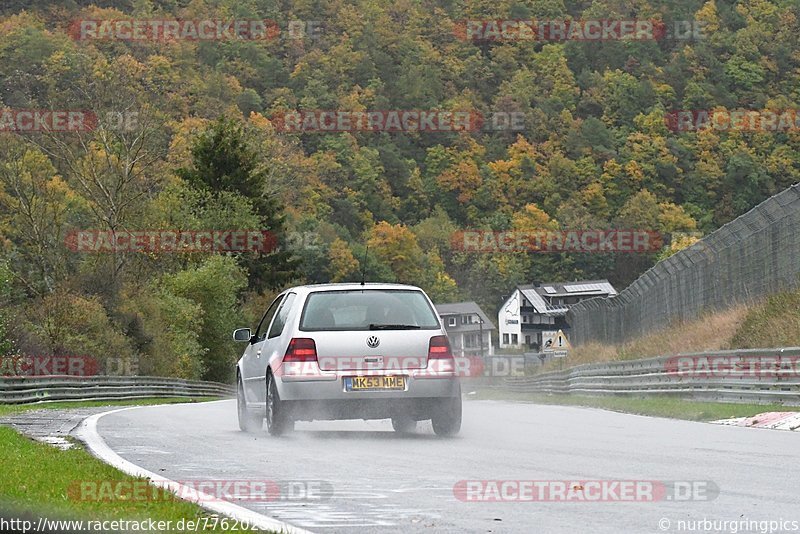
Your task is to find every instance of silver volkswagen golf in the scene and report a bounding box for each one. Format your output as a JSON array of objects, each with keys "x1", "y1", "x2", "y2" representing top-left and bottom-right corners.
[{"x1": 233, "y1": 283, "x2": 462, "y2": 436}]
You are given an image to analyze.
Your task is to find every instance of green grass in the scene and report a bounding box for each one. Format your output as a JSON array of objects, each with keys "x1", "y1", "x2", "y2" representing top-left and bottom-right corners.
[
  {"x1": 729, "y1": 289, "x2": 800, "y2": 349},
  {"x1": 0, "y1": 397, "x2": 265, "y2": 532},
  {"x1": 470, "y1": 389, "x2": 800, "y2": 422},
  {"x1": 0, "y1": 397, "x2": 225, "y2": 417}
]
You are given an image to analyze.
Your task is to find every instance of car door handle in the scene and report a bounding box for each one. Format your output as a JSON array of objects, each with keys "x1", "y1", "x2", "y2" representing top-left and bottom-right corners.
[{"x1": 256, "y1": 349, "x2": 262, "y2": 357}]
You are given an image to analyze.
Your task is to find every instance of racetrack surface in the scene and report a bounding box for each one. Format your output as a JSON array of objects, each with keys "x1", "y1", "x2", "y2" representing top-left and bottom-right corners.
[{"x1": 92, "y1": 399, "x2": 800, "y2": 533}]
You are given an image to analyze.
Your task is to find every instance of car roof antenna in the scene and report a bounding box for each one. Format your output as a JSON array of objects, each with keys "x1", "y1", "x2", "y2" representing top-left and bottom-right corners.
[{"x1": 360, "y1": 243, "x2": 369, "y2": 287}]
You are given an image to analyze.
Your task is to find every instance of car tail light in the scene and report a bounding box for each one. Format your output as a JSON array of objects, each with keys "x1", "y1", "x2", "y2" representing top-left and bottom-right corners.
[
  {"x1": 428, "y1": 335, "x2": 454, "y2": 360},
  {"x1": 423, "y1": 335, "x2": 456, "y2": 376},
  {"x1": 284, "y1": 338, "x2": 317, "y2": 362}
]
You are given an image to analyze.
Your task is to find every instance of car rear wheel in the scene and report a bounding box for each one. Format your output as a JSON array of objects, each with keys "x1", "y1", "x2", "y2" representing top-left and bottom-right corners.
[
  {"x1": 266, "y1": 371, "x2": 292, "y2": 436},
  {"x1": 431, "y1": 392, "x2": 462, "y2": 437},
  {"x1": 237, "y1": 377, "x2": 263, "y2": 433},
  {"x1": 391, "y1": 414, "x2": 417, "y2": 433}
]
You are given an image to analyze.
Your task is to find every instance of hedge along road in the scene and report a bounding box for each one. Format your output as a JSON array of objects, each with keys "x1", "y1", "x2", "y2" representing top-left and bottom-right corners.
[{"x1": 80, "y1": 399, "x2": 800, "y2": 533}]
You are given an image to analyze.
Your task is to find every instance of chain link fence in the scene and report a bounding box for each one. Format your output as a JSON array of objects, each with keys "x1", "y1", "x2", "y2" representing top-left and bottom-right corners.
[{"x1": 567, "y1": 184, "x2": 800, "y2": 345}]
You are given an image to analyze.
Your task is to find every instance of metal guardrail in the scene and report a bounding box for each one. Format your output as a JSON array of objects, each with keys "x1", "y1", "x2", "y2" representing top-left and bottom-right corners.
[
  {"x1": 6, "y1": 350, "x2": 797, "y2": 407},
  {"x1": 501, "y1": 348, "x2": 800, "y2": 405},
  {"x1": 0, "y1": 376, "x2": 235, "y2": 404}
]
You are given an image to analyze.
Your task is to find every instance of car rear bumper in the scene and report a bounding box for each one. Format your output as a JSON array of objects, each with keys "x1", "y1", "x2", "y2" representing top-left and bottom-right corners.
[
  {"x1": 284, "y1": 396, "x2": 456, "y2": 421},
  {"x1": 276, "y1": 373, "x2": 460, "y2": 401}
]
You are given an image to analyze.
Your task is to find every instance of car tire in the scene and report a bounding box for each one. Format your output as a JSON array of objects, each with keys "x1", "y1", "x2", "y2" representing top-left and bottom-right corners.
[
  {"x1": 266, "y1": 370, "x2": 291, "y2": 436},
  {"x1": 431, "y1": 391, "x2": 462, "y2": 437},
  {"x1": 391, "y1": 414, "x2": 417, "y2": 433},
  {"x1": 237, "y1": 377, "x2": 263, "y2": 433}
]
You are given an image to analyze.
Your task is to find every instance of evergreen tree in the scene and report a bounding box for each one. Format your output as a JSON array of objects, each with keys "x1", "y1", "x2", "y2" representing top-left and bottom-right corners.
[{"x1": 177, "y1": 118, "x2": 300, "y2": 291}]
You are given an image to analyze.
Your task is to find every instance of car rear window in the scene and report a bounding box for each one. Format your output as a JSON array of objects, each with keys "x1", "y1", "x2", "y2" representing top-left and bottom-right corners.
[{"x1": 299, "y1": 289, "x2": 440, "y2": 331}]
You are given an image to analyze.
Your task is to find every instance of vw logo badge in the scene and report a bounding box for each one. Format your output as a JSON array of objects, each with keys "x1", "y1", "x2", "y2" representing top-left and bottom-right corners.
[{"x1": 366, "y1": 336, "x2": 380, "y2": 348}]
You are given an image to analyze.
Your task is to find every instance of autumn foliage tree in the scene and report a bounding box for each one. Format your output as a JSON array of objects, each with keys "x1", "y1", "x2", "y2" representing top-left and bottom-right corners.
[{"x1": 1, "y1": 0, "x2": 799, "y2": 377}]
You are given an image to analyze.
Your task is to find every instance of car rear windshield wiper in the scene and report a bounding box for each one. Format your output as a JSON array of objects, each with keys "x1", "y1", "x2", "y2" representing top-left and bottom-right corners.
[{"x1": 368, "y1": 323, "x2": 421, "y2": 330}]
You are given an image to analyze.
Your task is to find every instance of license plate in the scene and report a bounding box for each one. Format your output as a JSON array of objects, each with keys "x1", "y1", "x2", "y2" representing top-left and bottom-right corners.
[{"x1": 345, "y1": 376, "x2": 406, "y2": 391}]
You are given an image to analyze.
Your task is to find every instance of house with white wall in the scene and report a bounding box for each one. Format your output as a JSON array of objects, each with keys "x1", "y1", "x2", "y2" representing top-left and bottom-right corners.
[
  {"x1": 435, "y1": 301, "x2": 495, "y2": 357},
  {"x1": 498, "y1": 280, "x2": 616, "y2": 350}
]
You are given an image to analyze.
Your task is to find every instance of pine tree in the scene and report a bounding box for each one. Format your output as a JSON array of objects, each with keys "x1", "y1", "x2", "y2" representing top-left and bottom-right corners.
[{"x1": 177, "y1": 118, "x2": 300, "y2": 291}]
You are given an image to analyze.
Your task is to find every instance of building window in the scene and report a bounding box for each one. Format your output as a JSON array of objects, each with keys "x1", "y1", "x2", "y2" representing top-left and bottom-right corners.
[
  {"x1": 525, "y1": 335, "x2": 531, "y2": 345},
  {"x1": 503, "y1": 333, "x2": 509, "y2": 344},
  {"x1": 522, "y1": 315, "x2": 528, "y2": 323},
  {"x1": 465, "y1": 334, "x2": 480, "y2": 348},
  {"x1": 448, "y1": 317, "x2": 456, "y2": 327},
  {"x1": 511, "y1": 334, "x2": 518, "y2": 345}
]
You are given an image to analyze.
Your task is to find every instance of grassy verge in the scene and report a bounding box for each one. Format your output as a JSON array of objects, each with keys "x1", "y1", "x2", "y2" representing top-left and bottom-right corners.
[
  {"x1": 470, "y1": 389, "x2": 800, "y2": 422},
  {"x1": 548, "y1": 287, "x2": 800, "y2": 372},
  {"x1": 548, "y1": 306, "x2": 749, "y2": 370},
  {"x1": 730, "y1": 289, "x2": 800, "y2": 349},
  {"x1": 0, "y1": 397, "x2": 264, "y2": 533}
]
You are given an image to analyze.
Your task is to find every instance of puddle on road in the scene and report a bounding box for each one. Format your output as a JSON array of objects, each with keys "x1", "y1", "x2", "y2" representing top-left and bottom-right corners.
[{"x1": 248, "y1": 483, "x2": 447, "y2": 530}]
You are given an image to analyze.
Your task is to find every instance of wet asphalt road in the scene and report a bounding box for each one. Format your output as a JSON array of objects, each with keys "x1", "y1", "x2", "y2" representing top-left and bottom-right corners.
[{"x1": 92, "y1": 399, "x2": 800, "y2": 533}]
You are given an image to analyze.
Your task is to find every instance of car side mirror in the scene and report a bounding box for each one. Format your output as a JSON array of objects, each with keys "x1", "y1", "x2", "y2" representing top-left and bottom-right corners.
[{"x1": 233, "y1": 328, "x2": 252, "y2": 342}]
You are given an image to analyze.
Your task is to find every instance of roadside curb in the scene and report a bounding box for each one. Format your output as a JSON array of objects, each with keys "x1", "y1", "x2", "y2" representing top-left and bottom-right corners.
[
  {"x1": 74, "y1": 402, "x2": 314, "y2": 534},
  {"x1": 711, "y1": 411, "x2": 800, "y2": 432}
]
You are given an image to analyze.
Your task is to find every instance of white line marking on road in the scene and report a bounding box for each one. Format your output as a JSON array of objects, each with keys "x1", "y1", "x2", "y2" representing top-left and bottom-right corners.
[{"x1": 74, "y1": 402, "x2": 315, "y2": 534}]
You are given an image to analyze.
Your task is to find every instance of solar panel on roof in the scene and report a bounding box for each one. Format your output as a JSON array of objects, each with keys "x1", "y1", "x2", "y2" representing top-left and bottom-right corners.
[
  {"x1": 543, "y1": 286, "x2": 556, "y2": 294},
  {"x1": 520, "y1": 288, "x2": 548, "y2": 313},
  {"x1": 564, "y1": 283, "x2": 606, "y2": 293}
]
